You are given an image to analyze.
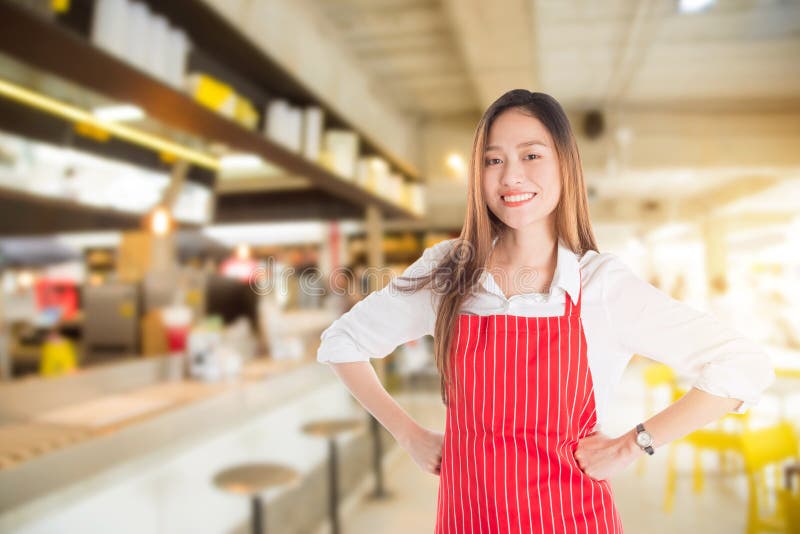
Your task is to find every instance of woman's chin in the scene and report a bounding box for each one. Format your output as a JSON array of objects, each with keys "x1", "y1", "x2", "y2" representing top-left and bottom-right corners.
[{"x1": 495, "y1": 213, "x2": 546, "y2": 230}]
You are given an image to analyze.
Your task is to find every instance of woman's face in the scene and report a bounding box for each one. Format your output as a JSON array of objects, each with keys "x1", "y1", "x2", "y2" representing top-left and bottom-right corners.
[{"x1": 481, "y1": 108, "x2": 561, "y2": 230}]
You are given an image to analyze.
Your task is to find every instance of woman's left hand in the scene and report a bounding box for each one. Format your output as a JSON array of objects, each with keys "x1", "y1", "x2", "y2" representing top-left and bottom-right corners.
[{"x1": 573, "y1": 429, "x2": 639, "y2": 481}]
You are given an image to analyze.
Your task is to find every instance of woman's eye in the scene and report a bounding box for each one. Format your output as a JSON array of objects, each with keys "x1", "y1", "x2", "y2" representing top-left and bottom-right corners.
[
  {"x1": 485, "y1": 158, "x2": 502, "y2": 166},
  {"x1": 524, "y1": 153, "x2": 540, "y2": 160}
]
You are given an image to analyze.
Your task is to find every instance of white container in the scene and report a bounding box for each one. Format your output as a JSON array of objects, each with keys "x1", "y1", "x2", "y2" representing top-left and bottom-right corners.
[
  {"x1": 323, "y1": 129, "x2": 359, "y2": 180},
  {"x1": 302, "y1": 106, "x2": 323, "y2": 161},
  {"x1": 355, "y1": 157, "x2": 370, "y2": 188},
  {"x1": 374, "y1": 172, "x2": 389, "y2": 196},
  {"x1": 285, "y1": 105, "x2": 302, "y2": 153},
  {"x1": 387, "y1": 173, "x2": 403, "y2": 201},
  {"x1": 265, "y1": 99, "x2": 288, "y2": 145},
  {"x1": 265, "y1": 101, "x2": 301, "y2": 152},
  {"x1": 91, "y1": 0, "x2": 128, "y2": 59},
  {"x1": 147, "y1": 14, "x2": 170, "y2": 83},
  {"x1": 90, "y1": 0, "x2": 114, "y2": 52},
  {"x1": 409, "y1": 183, "x2": 426, "y2": 214},
  {"x1": 167, "y1": 28, "x2": 190, "y2": 90},
  {"x1": 372, "y1": 157, "x2": 389, "y2": 190},
  {"x1": 187, "y1": 328, "x2": 222, "y2": 382},
  {"x1": 127, "y1": 2, "x2": 151, "y2": 71}
]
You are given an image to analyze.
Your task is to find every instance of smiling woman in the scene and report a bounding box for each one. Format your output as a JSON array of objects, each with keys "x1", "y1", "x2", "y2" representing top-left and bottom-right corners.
[{"x1": 317, "y1": 89, "x2": 775, "y2": 534}]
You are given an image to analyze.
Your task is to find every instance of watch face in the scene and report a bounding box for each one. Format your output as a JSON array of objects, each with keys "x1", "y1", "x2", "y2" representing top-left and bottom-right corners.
[{"x1": 636, "y1": 431, "x2": 653, "y2": 447}]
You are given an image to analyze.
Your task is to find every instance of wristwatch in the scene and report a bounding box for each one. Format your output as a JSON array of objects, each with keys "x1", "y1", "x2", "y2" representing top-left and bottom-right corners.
[{"x1": 635, "y1": 423, "x2": 655, "y2": 455}]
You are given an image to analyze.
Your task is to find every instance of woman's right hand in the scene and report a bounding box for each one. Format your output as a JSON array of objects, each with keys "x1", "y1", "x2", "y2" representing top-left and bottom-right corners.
[{"x1": 400, "y1": 424, "x2": 444, "y2": 476}]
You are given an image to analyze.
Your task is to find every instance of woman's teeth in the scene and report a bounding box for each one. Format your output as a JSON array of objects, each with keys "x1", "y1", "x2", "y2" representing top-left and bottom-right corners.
[{"x1": 502, "y1": 193, "x2": 535, "y2": 202}]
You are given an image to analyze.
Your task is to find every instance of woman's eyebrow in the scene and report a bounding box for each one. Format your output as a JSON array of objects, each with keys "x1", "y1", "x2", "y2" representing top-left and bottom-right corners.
[{"x1": 485, "y1": 140, "x2": 549, "y2": 151}]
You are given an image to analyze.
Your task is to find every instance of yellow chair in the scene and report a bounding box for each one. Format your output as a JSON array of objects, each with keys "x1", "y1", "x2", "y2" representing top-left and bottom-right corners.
[
  {"x1": 638, "y1": 361, "x2": 762, "y2": 514},
  {"x1": 776, "y1": 368, "x2": 800, "y2": 379},
  {"x1": 739, "y1": 422, "x2": 799, "y2": 534},
  {"x1": 785, "y1": 464, "x2": 800, "y2": 534},
  {"x1": 663, "y1": 388, "x2": 752, "y2": 512},
  {"x1": 638, "y1": 363, "x2": 680, "y2": 476}
]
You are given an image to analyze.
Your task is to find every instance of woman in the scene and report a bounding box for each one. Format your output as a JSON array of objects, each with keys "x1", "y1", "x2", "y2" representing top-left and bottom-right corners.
[{"x1": 316, "y1": 90, "x2": 775, "y2": 532}]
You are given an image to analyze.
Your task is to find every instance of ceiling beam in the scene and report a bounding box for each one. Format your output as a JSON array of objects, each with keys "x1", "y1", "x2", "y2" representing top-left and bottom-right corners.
[{"x1": 441, "y1": 0, "x2": 537, "y2": 108}]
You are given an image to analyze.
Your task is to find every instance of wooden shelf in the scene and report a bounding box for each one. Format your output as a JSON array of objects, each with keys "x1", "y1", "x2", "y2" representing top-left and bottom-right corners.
[
  {"x1": 0, "y1": 188, "x2": 198, "y2": 237},
  {"x1": 0, "y1": 1, "x2": 421, "y2": 221},
  {"x1": 215, "y1": 190, "x2": 365, "y2": 223},
  {"x1": 135, "y1": 0, "x2": 421, "y2": 182}
]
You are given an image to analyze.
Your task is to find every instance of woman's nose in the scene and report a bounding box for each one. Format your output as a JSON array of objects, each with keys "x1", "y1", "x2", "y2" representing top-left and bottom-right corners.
[{"x1": 500, "y1": 160, "x2": 524, "y2": 186}]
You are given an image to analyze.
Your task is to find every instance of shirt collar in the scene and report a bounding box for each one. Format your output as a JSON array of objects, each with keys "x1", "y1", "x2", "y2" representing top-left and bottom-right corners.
[{"x1": 479, "y1": 236, "x2": 580, "y2": 303}]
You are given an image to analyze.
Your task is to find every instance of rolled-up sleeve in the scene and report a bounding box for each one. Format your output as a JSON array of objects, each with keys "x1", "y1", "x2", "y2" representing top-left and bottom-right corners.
[
  {"x1": 602, "y1": 253, "x2": 776, "y2": 414},
  {"x1": 316, "y1": 239, "x2": 453, "y2": 364}
]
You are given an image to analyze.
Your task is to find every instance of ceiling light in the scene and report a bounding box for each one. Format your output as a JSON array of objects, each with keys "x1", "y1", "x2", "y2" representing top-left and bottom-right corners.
[
  {"x1": 235, "y1": 243, "x2": 251, "y2": 260},
  {"x1": 679, "y1": 0, "x2": 714, "y2": 13},
  {"x1": 149, "y1": 206, "x2": 172, "y2": 236},
  {"x1": 446, "y1": 153, "x2": 466, "y2": 175},
  {"x1": 17, "y1": 270, "x2": 35, "y2": 289},
  {"x1": 92, "y1": 104, "x2": 145, "y2": 122},
  {"x1": 219, "y1": 153, "x2": 265, "y2": 171}
]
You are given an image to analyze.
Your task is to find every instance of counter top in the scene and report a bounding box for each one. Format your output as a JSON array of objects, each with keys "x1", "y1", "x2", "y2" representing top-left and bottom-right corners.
[{"x1": 0, "y1": 356, "x2": 335, "y2": 516}]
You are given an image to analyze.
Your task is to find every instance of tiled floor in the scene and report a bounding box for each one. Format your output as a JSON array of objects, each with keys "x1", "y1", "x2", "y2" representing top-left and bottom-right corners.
[{"x1": 340, "y1": 360, "x2": 756, "y2": 533}]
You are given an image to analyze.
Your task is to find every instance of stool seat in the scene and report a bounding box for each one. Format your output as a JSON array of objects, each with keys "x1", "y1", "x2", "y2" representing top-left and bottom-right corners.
[
  {"x1": 214, "y1": 463, "x2": 300, "y2": 496},
  {"x1": 301, "y1": 416, "x2": 364, "y2": 534},
  {"x1": 301, "y1": 417, "x2": 363, "y2": 438}
]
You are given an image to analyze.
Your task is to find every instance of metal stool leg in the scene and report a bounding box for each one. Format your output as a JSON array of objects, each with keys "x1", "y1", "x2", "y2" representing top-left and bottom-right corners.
[
  {"x1": 251, "y1": 494, "x2": 264, "y2": 534},
  {"x1": 328, "y1": 438, "x2": 340, "y2": 534},
  {"x1": 369, "y1": 415, "x2": 388, "y2": 498}
]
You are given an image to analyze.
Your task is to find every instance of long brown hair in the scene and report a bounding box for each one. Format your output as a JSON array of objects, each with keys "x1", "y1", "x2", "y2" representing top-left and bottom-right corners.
[{"x1": 394, "y1": 89, "x2": 598, "y2": 405}]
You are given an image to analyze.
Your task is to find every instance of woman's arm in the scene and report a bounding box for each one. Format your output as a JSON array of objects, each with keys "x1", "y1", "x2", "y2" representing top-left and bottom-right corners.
[
  {"x1": 575, "y1": 388, "x2": 740, "y2": 480},
  {"x1": 328, "y1": 361, "x2": 444, "y2": 475},
  {"x1": 328, "y1": 361, "x2": 419, "y2": 444},
  {"x1": 574, "y1": 253, "x2": 775, "y2": 480},
  {"x1": 317, "y1": 240, "x2": 455, "y2": 474},
  {"x1": 601, "y1": 252, "x2": 775, "y2": 413},
  {"x1": 626, "y1": 387, "x2": 741, "y2": 452}
]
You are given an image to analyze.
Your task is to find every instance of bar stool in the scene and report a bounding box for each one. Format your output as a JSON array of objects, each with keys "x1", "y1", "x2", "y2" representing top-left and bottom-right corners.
[
  {"x1": 301, "y1": 417, "x2": 363, "y2": 534},
  {"x1": 367, "y1": 414, "x2": 391, "y2": 499},
  {"x1": 213, "y1": 462, "x2": 300, "y2": 534}
]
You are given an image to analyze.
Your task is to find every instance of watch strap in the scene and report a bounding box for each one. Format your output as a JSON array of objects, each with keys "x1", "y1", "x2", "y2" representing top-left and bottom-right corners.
[{"x1": 636, "y1": 423, "x2": 655, "y2": 456}]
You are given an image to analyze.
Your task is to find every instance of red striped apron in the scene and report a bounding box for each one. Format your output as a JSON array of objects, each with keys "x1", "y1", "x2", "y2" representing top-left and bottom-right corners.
[{"x1": 435, "y1": 277, "x2": 623, "y2": 533}]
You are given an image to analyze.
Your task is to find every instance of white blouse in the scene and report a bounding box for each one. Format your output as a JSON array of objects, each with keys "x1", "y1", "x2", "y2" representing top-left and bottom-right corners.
[{"x1": 316, "y1": 238, "x2": 776, "y2": 430}]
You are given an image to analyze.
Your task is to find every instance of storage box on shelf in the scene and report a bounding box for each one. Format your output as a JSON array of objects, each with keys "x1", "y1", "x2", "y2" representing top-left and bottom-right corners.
[
  {"x1": 321, "y1": 129, "x2": 359, "y2": 181},
  {"x1": 408, "y1": 182, "x2": 426, "y2": 215},
  {"x1": 302, "y1": 106, "x2": 323, "y2": 161},
  {"x1": 356, "y1": 156, "x2": 387, "y2": 191},
  {"x1": 264, "y1": 99, "x2": 303, "y2": 153},
  {"x1": 186, "y1": 73, "x2": 259, "y2": 130},
  {"x1": 91, "y1": 0, "x2": 189, "y2": 89}
]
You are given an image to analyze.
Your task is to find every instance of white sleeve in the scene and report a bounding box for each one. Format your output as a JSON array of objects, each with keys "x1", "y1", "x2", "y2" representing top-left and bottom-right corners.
[
  {"x1": 316, "y1": 239, "x2": 454, "y2": 364},
  {"x1": 601, "y1": 253, "x2": 776, "y2": 414}
]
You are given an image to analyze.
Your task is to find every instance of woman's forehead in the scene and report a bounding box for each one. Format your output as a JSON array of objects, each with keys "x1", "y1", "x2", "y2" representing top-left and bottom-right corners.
[{"x1": 486, "y1": 109, "x2": 551, "y2": 148}]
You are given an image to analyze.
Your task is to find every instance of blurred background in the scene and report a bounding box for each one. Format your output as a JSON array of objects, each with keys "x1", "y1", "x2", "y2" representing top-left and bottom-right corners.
[{"x1": 0, "y1": 0, "x2": 798, "y2": 532}]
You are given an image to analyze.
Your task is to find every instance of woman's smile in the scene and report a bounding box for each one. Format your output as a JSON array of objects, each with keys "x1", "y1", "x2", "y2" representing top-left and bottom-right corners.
[{"x1": 500, "y1": 191, "x2": 538, "y2": 207}]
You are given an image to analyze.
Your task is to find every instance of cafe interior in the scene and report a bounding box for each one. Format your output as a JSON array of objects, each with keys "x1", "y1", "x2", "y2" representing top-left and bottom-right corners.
[{"x1": 0, "y1": 0, "x2": 798, "y2": 532}]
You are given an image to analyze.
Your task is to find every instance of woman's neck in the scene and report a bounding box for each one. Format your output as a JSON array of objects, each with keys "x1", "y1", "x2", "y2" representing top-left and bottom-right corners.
[
  {"x1": 493, "y1": 222, "x2": 558, "y2": 268},
  {"x1": 488, "y1": 223, "x2": 559, "y2": 297}
]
